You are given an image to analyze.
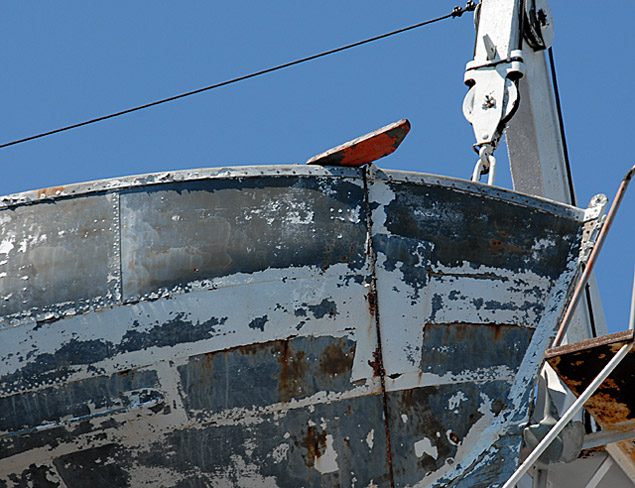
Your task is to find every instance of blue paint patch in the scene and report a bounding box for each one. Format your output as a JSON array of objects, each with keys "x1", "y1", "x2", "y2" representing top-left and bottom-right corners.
[
  {"x1": 448, "y1": 290, "x2": 461, "y2": 301},
  {"x1": 248, "y1": 315, "x2": 268, "y2": 331},
  {"x1": 120, "y1": 314, "x2": 227, "y2": 351},
  {"x1": 430, "y1": 294, "x2": 443, "y2": 322},
  {"x1": 420, "y1": 323, "x2": 534, "y2": 376},
  {"x1": 382, "y1": 181, "x2": 581, "y2": 279},
  {"x1": 308, "y1": 299, "x2": 337, "y2": 319},
  {"x1": 120, "y1": 176, "x2": 368, "y2": 299}
]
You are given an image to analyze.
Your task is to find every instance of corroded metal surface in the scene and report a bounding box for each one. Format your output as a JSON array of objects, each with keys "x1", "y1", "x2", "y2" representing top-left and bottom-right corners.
[
  {"x1": 0, "y1": 165, "x2": 592, "y2": 487},
  {"x1": 546, "y1": 330, "x2": 635, "y2": 472}
]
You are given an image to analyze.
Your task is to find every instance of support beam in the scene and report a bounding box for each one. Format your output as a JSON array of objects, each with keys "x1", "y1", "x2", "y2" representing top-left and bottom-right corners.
[
  {"x1": 583, "y1": 430, "x2": 635, "y2": 450},
  {"x1": 503, "y1": 342, "x2": 634, "y2": 488},
  {"x1": 506, "y1": 43, "x2": 570, "y2": 203}
]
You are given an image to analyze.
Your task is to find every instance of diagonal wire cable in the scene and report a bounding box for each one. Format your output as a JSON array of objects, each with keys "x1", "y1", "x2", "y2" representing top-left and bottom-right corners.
[{"x1": 0, "y1": 1, "x2": 477, "y2": 150}]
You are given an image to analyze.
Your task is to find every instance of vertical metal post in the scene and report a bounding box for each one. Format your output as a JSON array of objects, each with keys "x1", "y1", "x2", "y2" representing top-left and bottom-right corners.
[
  {"x1": 532, "y1": 468, "x2": 549, "y2": 488},
  {"x1": 502, "y1": 342, "x2": 634, "y2": 488},
  {"x1": 629, "y1": 265, "x2": 635, "y2": 330}
]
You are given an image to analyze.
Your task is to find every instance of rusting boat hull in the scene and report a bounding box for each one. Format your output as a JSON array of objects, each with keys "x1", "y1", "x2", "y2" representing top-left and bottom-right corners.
[{"x1": 0, "y1": 165, "x2": 591, "y2": 487}]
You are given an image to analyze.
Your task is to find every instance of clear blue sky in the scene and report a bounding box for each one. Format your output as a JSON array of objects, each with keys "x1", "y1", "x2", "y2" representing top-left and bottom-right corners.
[{"x1": 1, "y1": 1, "x2": 633, "y2": 333}]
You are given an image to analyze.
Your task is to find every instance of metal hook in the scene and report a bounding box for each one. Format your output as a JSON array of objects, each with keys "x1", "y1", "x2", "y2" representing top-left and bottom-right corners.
[{"x1": 471, "y1": 145, "x2": 496, "y2": 185}]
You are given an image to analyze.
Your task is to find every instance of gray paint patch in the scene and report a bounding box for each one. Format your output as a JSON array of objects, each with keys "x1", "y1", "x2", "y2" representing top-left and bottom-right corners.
[
  {"x1": 120, "y1": 177, "x2": 367, "y2": 299},
  {"x1": 0, "y1": 192, "x2": 119, "y2": 320}
]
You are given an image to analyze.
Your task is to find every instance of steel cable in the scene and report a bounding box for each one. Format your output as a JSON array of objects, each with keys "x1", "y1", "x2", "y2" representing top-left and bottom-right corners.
[{"x1": 0, "y1": 2, "x2": 477, "y2": 150}]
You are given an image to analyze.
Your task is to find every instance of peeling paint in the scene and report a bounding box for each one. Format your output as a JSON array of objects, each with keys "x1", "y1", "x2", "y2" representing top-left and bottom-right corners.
[
  {"x1": 414, "y1": 437, "x2": 438, "y2": 460},
  {"x1": 366, "y1": 429, "x2": 375, "y2": 450},
  {"x1": 314, "y1": 434, "x2": 339, "y2": 474},
  {"x1": 0, "y1": 165, "x2": 595, "y2": 486}
]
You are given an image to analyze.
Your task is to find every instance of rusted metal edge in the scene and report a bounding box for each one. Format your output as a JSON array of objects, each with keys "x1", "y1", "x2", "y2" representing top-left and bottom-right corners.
[
  {"x1": 0, "y1": 165, "x2": 363, "y2": 208},
  {"x1": 306, "y1": 119, "x2": 410, "y2": 167},
  {"x1": 0, "y1": 164, "x2": 587, "y2": 223},
  {"x1": 545, "y1": 329, "x2": 635, "y2": 359}
]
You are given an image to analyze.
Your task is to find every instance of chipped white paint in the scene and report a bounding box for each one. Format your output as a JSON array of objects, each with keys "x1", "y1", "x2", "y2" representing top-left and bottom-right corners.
[
  {"x1": 314, "y1": 434, "x2": 339, "y2": 474},
  {"x1": 0, "y1": 264, "x2": 375, "y2": 390},
  {"x1": 366, "y1": 179, "x2": 395, "y2": 235},
  {"x1": 426, "y1": 273, "x2": 552, "y2": 327},
  {"x1": 177, "y1": 380, "x2": 377, "y2": 431},
  {"x1": 429, "y1": 259, "x2": 554, "y2": 282},
  {"x1": 0, "y1": 238, "x2": 15, "y2": 255},
  {"x1": 365, "y1": 429, "x2": 374, "y2": 450},
  {"x1": 448, "y1": 391, "x2": 468, "y2": 412},
  {"x1": 270, "y1": 443, "x2": 289, "y2": 463},
  {"x1": 507, "y1": 253, "x2": 580, "y2": 414},
  {"x1": 127, "y1": 464, "x2": 192, "y2": 487},
  {"x1": 0, "y1": 165, "x2": 594, "y2": 486},
  {"x1": 414, "y1": 437, "x2": 438, "y2": 460},
  {"x1": 205, "y1": 454, "x2": 281, "y2": 488},
  {"x1": 531, "y1": 237, "x2": 559, "y2": 261},
  {"x1": 372, "y1": 243, "x2": 430, "y2": 379}
]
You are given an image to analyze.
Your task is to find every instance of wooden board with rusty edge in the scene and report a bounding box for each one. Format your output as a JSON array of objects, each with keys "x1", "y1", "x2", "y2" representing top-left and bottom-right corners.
[
  {"x1": 545, "y1": 329, "x2": 635, "y2": 468},
  {"x1": 306, "y1": 119, "x2": 410, "y2": 167}
]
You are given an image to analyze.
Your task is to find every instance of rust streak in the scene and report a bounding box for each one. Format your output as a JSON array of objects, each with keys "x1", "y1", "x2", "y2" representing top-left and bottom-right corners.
[
  {"x1": 362, "y1": 166, "x2": 395, "y2": 488},
  {"x1": 367, "y1": 348, "x2": 383, "y2": 378},
  {"x1": 489, "y1": 238, "x2": 522, "y2": 254},
  {"x1": 367, "y1": 290, "x2": 376, "y2": 317},
  {"x1": 319, "y1": 341, "x2": 353, "y2": 377},
  {"x1": 36, "y1": 185, "x2": 66, "y2": 198},
  {"x1": 303, "y1": 425, "x2": 328, "y2": 468},
  {"x1": 278, "y1": 339, "x2": 306, "y2": 403}
]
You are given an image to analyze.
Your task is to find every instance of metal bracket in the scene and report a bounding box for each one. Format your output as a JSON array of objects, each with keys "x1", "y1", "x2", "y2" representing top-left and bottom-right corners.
[
  {"x1": 463, "y1": 49, "x2": 525, "y2": 150},
  {"x1": 580, "y1": 194, "x2": 608, "y2": 264},
  {"x1": 522, "y1": 382, "x2": 584, "y2": 466},
  {"x1": 583, "y1": 194, "x2": 609, "y2": 222}
]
